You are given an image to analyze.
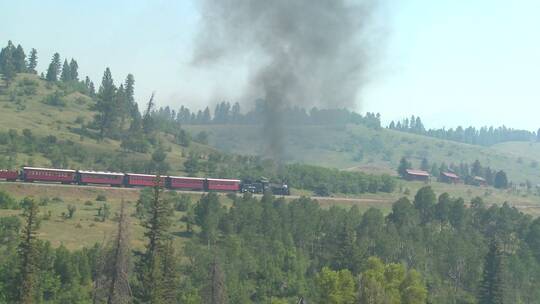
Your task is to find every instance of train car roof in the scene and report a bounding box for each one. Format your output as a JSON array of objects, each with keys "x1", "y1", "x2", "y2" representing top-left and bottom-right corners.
[
  {"x1": 23, "y1": 166, "x2": 76, "y2": 173},
  {"x1": 206, "y1": 178, "x2": 242, "y2": 182},
  {"x1": 78, "y1": 170, "x2": 125, "y2": 176},
  {"x1": 169, "y1": 176, "x2": 206, "y2": 180},
  {"x1": 125, "y1": 173, "x2": 160, "y2": 178}
]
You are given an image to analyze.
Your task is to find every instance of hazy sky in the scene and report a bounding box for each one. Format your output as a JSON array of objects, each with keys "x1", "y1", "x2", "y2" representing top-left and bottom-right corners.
[{"x1": 2, "y1": 0, "x2": 539, "y2": 130}]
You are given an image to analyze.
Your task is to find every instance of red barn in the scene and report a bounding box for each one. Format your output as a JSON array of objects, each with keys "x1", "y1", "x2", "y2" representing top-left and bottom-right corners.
[
  {"x1": 23, "y1": 167, "x2": 76, "y2": 184},
  {"x1": 405, "y1": 169, "x2": 430, "y2": 182},
  {"x1": 207, "y1": 178, "x2": 241, "y2": 191},
  {"x1": 168, "y1": 176, "x2": 206, "y2": 191},
  {"x1": 78, "y1": 170, "x2": 125, "y2": 186},
  {"x1": 0, "y1": 170, "x2": 18, "y2": 181},
  {"x1": 125, "y1": 173, "x2": 165, "y2": 187},
  {"x1": 440, "y1": 172, "x2": 460, "y2": 184}
]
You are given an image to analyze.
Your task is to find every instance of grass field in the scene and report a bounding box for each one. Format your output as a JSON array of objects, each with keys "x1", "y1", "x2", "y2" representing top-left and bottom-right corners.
[
  {"x1": 1, "y1": 179, "x2": 539, "y2": 251},
  {"x1": 184, "y1": 124, "x2": 540, "y2": 185},
  {"x1": 0, "y1": 182, "x2": 203, "y2": 250},
  {"x1": 0, "y1": 182, "x2": 391, "y2": 250}
]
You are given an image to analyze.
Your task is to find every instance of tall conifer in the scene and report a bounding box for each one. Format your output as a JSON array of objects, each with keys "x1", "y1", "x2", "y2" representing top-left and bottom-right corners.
[
  {"x1": 478, "y1": 239, "x2": 505, "y2": 304},
  {"x1": 94, "y1": 67, "x2": 117, "y2": 139},
  {"x1": 17, "y1": 198, "x2": 40, "y2": 304},
  {"x1": 69, "y1": 58, "x2": 79, "y2": 81},
  {"x1": 135, "y1": 176, "x2": 172, "y2": 303},
  {"x1": 27, "y1": 48, "x2": 38, "y2": 73},
  {"x1": 13, "y1": 44, "x2": 27, "y2": 72},
  {"x1": 204, "y1": 257, "x2": 227, "y2": 304},
  {"x1": 45, "y1": 53, "x2": 61, "y2": 81},
  {"x1": 0, "y1": 41, "x2": 16, "y2": 85},
  {"x1": 60, "y1": 59, "x2": 71, "y2": 82}
]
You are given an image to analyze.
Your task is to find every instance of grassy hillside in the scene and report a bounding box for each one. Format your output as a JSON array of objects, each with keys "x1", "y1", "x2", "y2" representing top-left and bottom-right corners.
[
  {"x1": 0, "y1": 73, "x2": 214, "y2": 174},
  {"x1": 185, "y1": 124, "x2": 540, "y2": 184},
  {"x1": 493, "y1": 141, "x2": 540, "y2": 165},
  {"x1": 2, "y1": 73, "x2": 540, "y2": 209}
]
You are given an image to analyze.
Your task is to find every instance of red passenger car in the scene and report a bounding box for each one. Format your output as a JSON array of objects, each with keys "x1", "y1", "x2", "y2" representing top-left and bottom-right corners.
[
  {"x1": 207, "y1": 178, "x2": 241, "y2": 191},
  {"x1": 169, "y1": 176, "x2": 206, "y2": 191},
  {"x1": 125, "y1": 173, "x2": 165, "y2": 187},
  {"x1": 0, "y1": 170, "x2": 18, "y2": 181},
  {"x1": 78, "y1": 170, "x2": 124, "y2": 186},
  {"x1": 23, "y1": 167, "x2": 76, "y2": 184}
]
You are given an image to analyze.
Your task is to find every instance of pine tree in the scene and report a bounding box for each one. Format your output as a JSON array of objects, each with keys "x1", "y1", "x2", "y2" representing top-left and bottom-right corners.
[
  {"x1": 471, "y1": 160, "x2": 482, "y2": 177},
  {"x1": 17, "y1": 197, "x2": 40, "y2": 304},
  {"x1": 122, "y1": 111, "x2": 149, "y2": 153},
  {"x1": 135, "y1": 176, "x2": 172, "y2": 303},
  {"x1": 414, "y1": 186, "x2": 436, "y2": 224},
  {"x1": 60, "y1": 59, "x2": 71, "y2": 82},
  {"x1": 160, "y1": 240, "x2": 179, "y2": 303},
  {"x1": 142, "y1": 92, "x2": 156, "y2": 135},
  {"x1": 116, "y1": 84, "x2": 128, "y2": 127},
  {"x1": 0, "y1": 41, "x2": 17, "y2": 85},
  {"x1": 398, "y1": 157, "x2": 411, "y2": 178},
  {"x1": 89, "y1": 80, "x2": 96, "y2": 97},
  {"x1": 45, "y1": 52, "x2": 61, "y2": 81},
  {"x1": 204, "y1": 257, "x2": 227, "y2": 304},
  {"x1": 203, "y1": 106, "x2": 212, "y2": 123},
  {"x1": 69, "y1": 58, "x2": 78, "y2": 81},
  {"x1": 231, "y1": 102, "x2": 241, "y2": 122},
  {"x1": 125, "y1": 74, "x2": 135, "y2": 104},
  {"x1": 13, "y1": 44, "x2": 27, "y2": 72},
  {"x1": 420, "y1": 158, "x2": 429, "y2": 171},
  {"x1": 94, "y1": 67, "x2": 117, "y2": 139},
  {"x1": 478, "y1": 239, "x2": 505, "y2": 304},
  {"x1": 103, "y1": 201, "x2": 132, "y2": 304},
  {"x1": 124, "y1": 74, "x2": 137, "y2": 119},
  {"x1": 494, "y1": 171, "x2": 508, "y2": 189},
  {"x1": 415, "y1": 116, "x2": 425, "y2": 133},
  {"x1": 27, "y1": 48, "x2": 38, "y2": 73}
]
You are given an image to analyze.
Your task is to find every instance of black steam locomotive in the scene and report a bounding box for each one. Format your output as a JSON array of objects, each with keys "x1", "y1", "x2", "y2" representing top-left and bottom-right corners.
[{"x1": 240, "y1": 178, "x2": 290, "y2": 195}]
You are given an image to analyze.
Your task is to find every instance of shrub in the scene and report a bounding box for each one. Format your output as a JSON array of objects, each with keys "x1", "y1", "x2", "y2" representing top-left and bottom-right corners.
[
  {"x1": 97, "y1": 203, "x2": 110, "y2": 222},
  {"x1": 96, "y1": 194, "x2": 107, "y2": 202},
  {"x1": 174, "y1": 194, "x2": 192, "y2": 212},
  {"x1": 39, "y1": 197, "x2": 50, "y2": 206},
  {"x1": 74, "y1": 116, "x2": 85, "y2": 124},
  {"x1": 314, "y1": 184, "x2": 330, "y2": 197},
  {"x1": 42, "y1": 210, "x2": 52, "y2": 221},
  {"x1": 0, "y1": 191, "x2": 17, "y2": 209},
  {"x1": 67, "y1": 205, "x2": 76, "y2": 218},
  {"x1": 84, "y1": 201, "x2": 93, "y2": 206},
  {"x1": 42, "y1": 91, "x2": 66, "y2": 107}
]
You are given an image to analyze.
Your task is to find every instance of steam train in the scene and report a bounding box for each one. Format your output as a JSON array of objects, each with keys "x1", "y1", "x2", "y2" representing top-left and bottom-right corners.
[{"x1": 0, "y1": 167, "x2": 289, "y2": 195}]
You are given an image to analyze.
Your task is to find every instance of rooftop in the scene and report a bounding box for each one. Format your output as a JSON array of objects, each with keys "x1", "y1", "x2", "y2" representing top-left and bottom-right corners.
[
  {"x1": 406, "y1": 169, "x2": 430, "y2": 177},
  {"x1": 23, "y1": 166, "x2": 76, "y2": 173},
  {"x1": 442, "y1": 172, "x2": 459, "y2": 179}
]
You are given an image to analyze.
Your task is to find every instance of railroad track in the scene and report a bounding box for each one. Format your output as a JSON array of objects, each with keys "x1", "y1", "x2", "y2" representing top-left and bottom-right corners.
[{"x1": 0, "y1": 180, "x2": 391, "y2": 204}]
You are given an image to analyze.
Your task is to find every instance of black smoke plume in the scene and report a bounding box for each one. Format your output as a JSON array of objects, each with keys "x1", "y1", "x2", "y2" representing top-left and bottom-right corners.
[{"x1": 193, "y1": 0, "x2": 382, "y2": 160}]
